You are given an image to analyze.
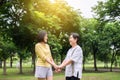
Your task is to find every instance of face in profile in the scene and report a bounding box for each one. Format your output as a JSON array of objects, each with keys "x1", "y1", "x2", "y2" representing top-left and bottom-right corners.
[
  {"x1": 69, "y1": 35, "x2": 77, "y2": 45},
  {"x1": 44, "y1": 34, "x2": 48, "y2": 43},
  {"x1": 38, "y1": 30, "x2": 48, "y2": 43}
]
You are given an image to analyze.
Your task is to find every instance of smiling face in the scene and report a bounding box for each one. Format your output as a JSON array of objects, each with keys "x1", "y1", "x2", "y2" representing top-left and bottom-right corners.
[
  {"x1": 44, "y1": 34, "x2": 48, "y2": 43},
  {"x1": 69, "y1": 35, "x2": 77, "y2": 46},
  {"x1": 69, "y1": 33, "x2": 80, "y2": 46}
]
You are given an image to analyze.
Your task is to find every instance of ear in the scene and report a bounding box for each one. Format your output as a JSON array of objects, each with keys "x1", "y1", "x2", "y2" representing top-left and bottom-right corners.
[{"x1": 75, "y1": 38, "x2": 78, "y2": 42}]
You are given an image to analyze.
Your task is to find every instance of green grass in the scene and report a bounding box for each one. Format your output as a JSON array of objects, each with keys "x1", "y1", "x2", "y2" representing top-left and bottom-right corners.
[
  {"x1": 82, "y1": 72, "x2": 120, "y2": 80},
  {"x1": 0, "y1": 67, "x2": 120, "y2": 80}
]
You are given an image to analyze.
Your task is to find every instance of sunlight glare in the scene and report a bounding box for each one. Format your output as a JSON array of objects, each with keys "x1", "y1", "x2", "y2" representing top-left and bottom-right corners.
[{"x1": 50, "y1": 0, "x2": 55, "y2": 3}]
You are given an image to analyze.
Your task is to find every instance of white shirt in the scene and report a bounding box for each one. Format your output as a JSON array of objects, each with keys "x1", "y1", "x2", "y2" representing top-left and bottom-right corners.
[{"x1": 65, "y1": 45, "x2": 83, "y2": 79}]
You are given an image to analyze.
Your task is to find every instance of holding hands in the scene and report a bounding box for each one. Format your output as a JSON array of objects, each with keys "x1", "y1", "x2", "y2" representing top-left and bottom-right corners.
[
  {"x1": 52, "y1": 59, "x2": 70, "y2": 73},
  {"x1": 53, "y1": 60, "x2": 71, "y2": 73},
  {"x1": 53, "y1": 64, "x2": 64, "y2": 73}
]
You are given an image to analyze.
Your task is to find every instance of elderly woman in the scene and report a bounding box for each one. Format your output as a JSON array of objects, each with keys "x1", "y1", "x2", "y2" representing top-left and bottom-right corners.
[{"x1": 59, "y1": 33, "x2": 83, "y2": 80}]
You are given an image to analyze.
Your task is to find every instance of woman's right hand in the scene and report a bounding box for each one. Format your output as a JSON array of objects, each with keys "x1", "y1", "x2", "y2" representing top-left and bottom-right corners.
[
  {"x1": 53, "y1": 64, "x2": 59, "y2": 70},
  {"x1": 55, "y1": 68, "x2": 61, "y2": 73},
  {"x1": 53, "y1": 64, "x2": 61, "y2": 72}
]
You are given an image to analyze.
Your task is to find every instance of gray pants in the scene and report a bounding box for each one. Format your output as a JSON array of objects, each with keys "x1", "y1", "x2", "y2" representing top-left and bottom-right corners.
[{"x1": 35, "y1": 66, "x2": 53, "y2": 78}]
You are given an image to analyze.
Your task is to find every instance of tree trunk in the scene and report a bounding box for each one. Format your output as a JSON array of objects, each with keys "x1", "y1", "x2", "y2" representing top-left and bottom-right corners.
[
  {"x1": 114, "y1": 59, "x2": 117, "y2": 68},
  {"x1": 3, "y1": 60, "x2": 7, "y2": 75},
  {"x1": 19, "y1": 58, "x2": 23, "y2": 74},
  {"x1": 110, "y1": 50, "x2": 116, "y2": 72},
  {"x1": 83, "y1": 45, "x2": 86, "y2": 71},
  {"x1": 0, "y1": 60, "x2": 2, "y2": 68},
  {"x1": 110, "y1": 58, "x2": 114, "y2": 72},
  {"x1": 93, "y1": 51, "x2": 98, "y2": 71},
  {"x1": 32, "y1": 52, "x2": 36, "y2": 73},
  {"x1": 83, "y1": 58, "x2": 85, "y2": 71},
  {"x1": 10, "y1": 56, "x2": 13, "y2": 68},
  {"x1": 31, "y1": 46, "x2": 36, "y2": 73},
  {"x1": 92, "y1": 41, "x2": 98, "y2": 71},
  {"x1": 104, "y1": 62, "x2": 108, "y2": 68}
]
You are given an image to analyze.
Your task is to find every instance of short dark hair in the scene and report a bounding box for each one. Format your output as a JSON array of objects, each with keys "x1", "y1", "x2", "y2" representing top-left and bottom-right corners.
[
  {"x1": 37, "y1": 30, "x2": 47, "y2": 42},
  {"x1": 70, "y1": 32, "x2": 80, "y2": 43}
]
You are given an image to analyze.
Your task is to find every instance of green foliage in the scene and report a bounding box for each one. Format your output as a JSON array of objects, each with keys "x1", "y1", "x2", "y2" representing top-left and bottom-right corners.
[
  {"x1": 0, "y1": 0, "x2": 82, "y2": 67},
  {"x1": 48, "y1": 33, "x2": 62, "y2": 63},
  {"x1": 33, "y1": 11, "x2": 61, "y2": 31},
  {"x1": 0, "y1": 38, "x2": 16, "y2": 61},
  {"x1": 92, "y1": 0, "x2": 120, "y2": 22},
  {"x1": 92, "y1": 0, "x2": 120, "y2": 70}
]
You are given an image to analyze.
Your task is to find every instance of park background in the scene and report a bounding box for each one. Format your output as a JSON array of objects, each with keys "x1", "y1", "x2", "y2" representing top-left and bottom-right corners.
[{"x1": 0, "y1": 0, "x2": 120, "y2": 80}]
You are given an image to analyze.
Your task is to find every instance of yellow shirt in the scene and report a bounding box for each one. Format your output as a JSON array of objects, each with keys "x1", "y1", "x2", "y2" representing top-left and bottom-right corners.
[{"x1": 35, "y1": 43, "x2": 52, "y2": 67}]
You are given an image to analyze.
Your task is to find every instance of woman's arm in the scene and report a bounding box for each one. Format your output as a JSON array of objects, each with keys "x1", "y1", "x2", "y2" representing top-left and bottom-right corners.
[
  {"x1": 35, "y1": 44, "x2": 58, "y2": 68},
  {"x1": 59, "y1": 59, "x2": 73, "y2": 68},
  {"x1": 46, "y1": 58, "x2": 58, "y2": 69}
]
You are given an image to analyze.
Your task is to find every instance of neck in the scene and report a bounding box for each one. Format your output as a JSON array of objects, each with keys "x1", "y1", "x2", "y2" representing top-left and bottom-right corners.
[
  {"x1": 72, "y1": 43, "x2": 77, "y2": 48},
  {"x1": 40, "y1": 42, "x2": 46, "y2": 45}
]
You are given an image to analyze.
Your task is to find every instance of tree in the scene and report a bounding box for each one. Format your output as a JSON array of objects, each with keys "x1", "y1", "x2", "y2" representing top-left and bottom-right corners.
[
  {"x1": 93, "y1": 0, "x2": 120, "y2": 71},
  {"x1": 80, "y1": 18, "x2": 92, "y2": 71},
  {"x1": 92, "y1": 0, "x2": 120, "y2": 23},
  {"x1": 80, "y1": 18, "x2": 99, "y2": 71},
  {"x1": 0, "y1": 38, "x2": 16, "y2": 75},
  {"x1": 21, "y1": 0, "x2": 82, "y2": 63},
  {"x1": 48, "y1": 33, "x2": 62, "y2": 64},
  {"x1": 0, "y1": 0, "x2": 35, "y2": 73},
  {"x1": 0, "y1": 0, "x2": 83, "y2": 73},
  {"x1": 103, "y1": 22, "x2": 120, "y2": 71}
]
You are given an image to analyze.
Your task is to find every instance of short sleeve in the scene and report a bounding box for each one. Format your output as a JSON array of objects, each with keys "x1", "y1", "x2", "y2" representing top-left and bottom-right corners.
[
  {"x1": 70, "y1": 48, "x2": 83, "y2": 62},
  {"x1": 64, "y1": 49, "x2": 70, "y2": 61}
]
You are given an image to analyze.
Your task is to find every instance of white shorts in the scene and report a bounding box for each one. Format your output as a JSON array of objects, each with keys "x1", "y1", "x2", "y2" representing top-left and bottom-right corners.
[{"x1": 35, "y1": 66, "x2": 53, "y2": 78}]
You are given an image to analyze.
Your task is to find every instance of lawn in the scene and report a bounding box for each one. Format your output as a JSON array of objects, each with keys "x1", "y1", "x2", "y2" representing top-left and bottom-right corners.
[{"x1": 0, "y1": 67, "x2": 120, "y2": 80}]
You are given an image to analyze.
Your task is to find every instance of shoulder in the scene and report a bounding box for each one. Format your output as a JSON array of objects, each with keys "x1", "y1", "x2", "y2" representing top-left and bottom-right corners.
[
  {"x1": 45, "y1": 44, "x2": 49, "y2": 47},
  {"x1": 68, "y1": 47, "x2": 72, "y2": 52},
  {"x1": 76, "y1": 45, "x2": 82, "y2": 51},
  {"x1": 77, "y1": 45, "x2": 82, "y2": 49},
  {"x1": 46, "y1": 44, "x2": 50, "y2": 49},
  {"x1": 46, "y1": 43, "x2": 49, "y2": 46},
  {"x1": 35, "y1": 43, "x2": 40, "y2": 47}
]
